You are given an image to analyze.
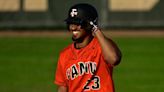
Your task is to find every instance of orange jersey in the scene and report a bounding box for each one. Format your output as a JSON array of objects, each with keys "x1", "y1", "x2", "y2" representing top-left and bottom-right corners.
[{"x1": 55, "y1": 38, "x2": 115, "y2": 92}]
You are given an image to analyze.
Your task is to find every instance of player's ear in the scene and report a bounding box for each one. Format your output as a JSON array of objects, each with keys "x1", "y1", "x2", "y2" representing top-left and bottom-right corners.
[{"x1": 79, "y1": 21, "x2": 93, "y2": 35}]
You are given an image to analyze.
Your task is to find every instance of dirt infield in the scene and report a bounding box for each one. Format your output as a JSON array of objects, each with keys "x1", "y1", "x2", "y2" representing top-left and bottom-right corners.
[{"x1": 0, "y1": 29, "x2": 164, "y2": 37}]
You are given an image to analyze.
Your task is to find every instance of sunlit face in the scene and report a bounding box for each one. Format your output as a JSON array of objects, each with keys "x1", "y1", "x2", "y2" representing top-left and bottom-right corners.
[{"x1": 68, "y1": 24, "x2": 87, "y2": 42}]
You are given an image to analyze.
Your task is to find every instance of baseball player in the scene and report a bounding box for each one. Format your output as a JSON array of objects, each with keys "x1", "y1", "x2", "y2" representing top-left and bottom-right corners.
[{"x1": 54, "y1": 3, "x2": 122, "y2": 92}]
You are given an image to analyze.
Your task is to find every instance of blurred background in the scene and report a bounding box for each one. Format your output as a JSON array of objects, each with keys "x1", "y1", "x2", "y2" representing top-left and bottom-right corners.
[
  {"x1": 0, "y1": 0, "x2": 164, "y2": 29},
  {"x1": 0, "y1": 0, "x2": 164, "y2": 92}
]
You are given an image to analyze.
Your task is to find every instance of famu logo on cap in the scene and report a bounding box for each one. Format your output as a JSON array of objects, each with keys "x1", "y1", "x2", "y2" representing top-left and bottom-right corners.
[{"x1": 70, "y1": 9, "x2": 78, "y2": 17}]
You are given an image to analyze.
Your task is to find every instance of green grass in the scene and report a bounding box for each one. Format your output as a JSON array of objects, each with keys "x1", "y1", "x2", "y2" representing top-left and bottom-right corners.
[
  {"x1": 0, "y1": 37, "x2": 164, "y2": 92},
  {"x1": 0, "y1": 37, "x2": 71, "y2": 92},
  {"x1": 114, "y1": 37, "x2": 164, "y2": 92}
]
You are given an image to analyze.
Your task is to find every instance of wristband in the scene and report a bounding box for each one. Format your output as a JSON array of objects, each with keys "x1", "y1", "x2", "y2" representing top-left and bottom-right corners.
[{"x1": 89, "y1": 21, "x2": 98, "y2": 33}]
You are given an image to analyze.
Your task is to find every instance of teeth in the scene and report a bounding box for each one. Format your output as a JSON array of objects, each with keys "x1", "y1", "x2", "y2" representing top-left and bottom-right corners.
[{"x1": 73, "y1": 31, "x2": 79, "y2": 35}]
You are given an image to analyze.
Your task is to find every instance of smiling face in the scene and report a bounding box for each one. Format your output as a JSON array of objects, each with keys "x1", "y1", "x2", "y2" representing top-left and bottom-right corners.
[{"x1": 68, "y1": 24, "x2": 89, "y2": 42}]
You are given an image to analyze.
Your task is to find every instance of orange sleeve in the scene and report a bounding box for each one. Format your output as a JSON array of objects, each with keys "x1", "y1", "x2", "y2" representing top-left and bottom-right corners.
[{"x1": 54, "y1": 54, "x2": 67, "y2": 87}]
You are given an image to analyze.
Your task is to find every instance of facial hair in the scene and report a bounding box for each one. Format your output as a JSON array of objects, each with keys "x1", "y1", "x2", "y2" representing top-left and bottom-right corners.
[{"x1": 72, "y1": 36, "x2": 83, "y2": 43}]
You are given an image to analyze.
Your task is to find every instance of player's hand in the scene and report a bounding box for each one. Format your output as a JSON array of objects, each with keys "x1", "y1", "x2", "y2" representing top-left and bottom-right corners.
[{"x1": 89, "y1": 21, "x2": 100, "y2": 36}]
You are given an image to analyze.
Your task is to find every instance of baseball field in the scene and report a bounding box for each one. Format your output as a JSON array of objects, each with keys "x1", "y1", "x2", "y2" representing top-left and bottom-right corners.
[{"x1": 0, "y1": 30, "x2": 164, "y2": 92}]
